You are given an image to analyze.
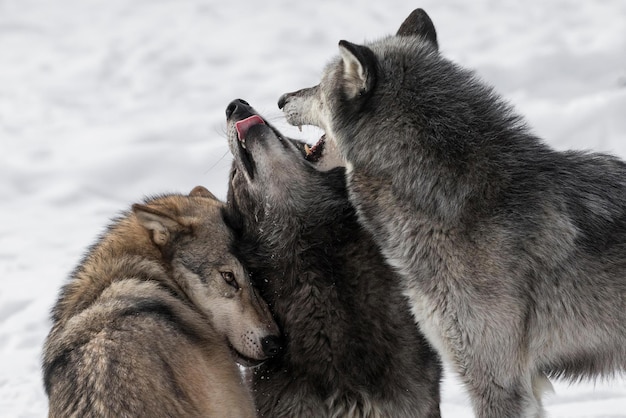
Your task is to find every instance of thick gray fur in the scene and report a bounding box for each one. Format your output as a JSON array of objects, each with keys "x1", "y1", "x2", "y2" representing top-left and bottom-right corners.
[
  {"x1": 225, "y1": 98, "x2": 442, "y2": 417},
  {"x1": 279, "y1": 9, "x2": 626, "y2": 418}
]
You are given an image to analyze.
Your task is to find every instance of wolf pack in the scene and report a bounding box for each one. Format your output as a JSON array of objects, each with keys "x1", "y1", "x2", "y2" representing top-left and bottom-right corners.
[{"x1": 43, "y1": 9, "x2": 625, "y2": 418}]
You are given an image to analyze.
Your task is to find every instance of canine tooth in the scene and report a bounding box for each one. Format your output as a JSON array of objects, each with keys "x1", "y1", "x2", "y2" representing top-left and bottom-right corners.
[
  {"x1": 298, "y1": 125, "x2": 302, "y2": 132},
  {"x1": 304, "y1": 144, "x2": 311, "y2": 155}
]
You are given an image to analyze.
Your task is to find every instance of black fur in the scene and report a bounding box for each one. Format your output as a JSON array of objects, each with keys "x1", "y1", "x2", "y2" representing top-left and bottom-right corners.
[{"x1": 226, "y1": 99, "x2": 442, "y2": 417}]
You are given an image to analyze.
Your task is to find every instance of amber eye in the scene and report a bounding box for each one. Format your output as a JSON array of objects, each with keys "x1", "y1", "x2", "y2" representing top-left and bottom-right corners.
[{"x1": 221, "y1": 271, "x2": 239, "y2": 289}]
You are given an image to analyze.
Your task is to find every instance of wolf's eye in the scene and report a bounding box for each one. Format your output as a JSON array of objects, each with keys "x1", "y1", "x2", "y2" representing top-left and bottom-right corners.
[{"x1": 221, "y1": 271, "x2": 239, "y2": 290}]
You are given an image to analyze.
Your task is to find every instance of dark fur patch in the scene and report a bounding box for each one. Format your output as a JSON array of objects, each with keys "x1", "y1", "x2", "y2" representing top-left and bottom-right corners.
[
  {"x1": 226, "y1": 108, "x2": 442, "y2": 416},
  {"x1": 117, "y1": 297, "x2": 205, "y2": 344}
]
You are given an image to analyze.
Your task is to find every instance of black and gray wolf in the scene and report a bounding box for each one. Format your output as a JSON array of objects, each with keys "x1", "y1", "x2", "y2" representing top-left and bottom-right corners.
[
  {"x1": 278, "y1": 9, "x2": 626, "y2": 418},
  {"x1": 224, "y1": 98, "x2": 442, "y2": 417},
  {"x1": 43, "y1": 186, "x2": 281, "y2": 418}
]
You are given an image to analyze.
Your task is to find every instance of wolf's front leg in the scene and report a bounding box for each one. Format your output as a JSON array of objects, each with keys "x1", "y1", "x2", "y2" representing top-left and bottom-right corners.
[{"x1": 466, "y1": 373, "x2": 545, "y2": 418}]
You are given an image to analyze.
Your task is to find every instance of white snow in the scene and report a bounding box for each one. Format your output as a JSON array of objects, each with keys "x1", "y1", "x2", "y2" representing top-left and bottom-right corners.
[{"x1": 1, "y1": 0, "x2": 625, "y2": 416}]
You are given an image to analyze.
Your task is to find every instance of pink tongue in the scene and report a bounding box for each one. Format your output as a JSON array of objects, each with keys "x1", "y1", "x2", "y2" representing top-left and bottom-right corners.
[{"x1": 235, "y1": 115, "x2": 265, "y2": 141}]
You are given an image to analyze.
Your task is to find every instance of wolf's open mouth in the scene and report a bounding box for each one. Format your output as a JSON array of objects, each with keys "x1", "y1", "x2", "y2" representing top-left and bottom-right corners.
[
  {"x1": 302, "y1": 131, "x2": 345, "y2": 170},
  {"x1": 235, "y1": 115, "x2": 265, "y2": 146},
  {"x1": 304, "y1": 135, "x2": 326, "y2": 162},
  {"x1": 232, "y1": 115, "x2": 265, "y2": 179},
  {"x1": 236, "y1": 113, "x2": 327, "y2": 165}
]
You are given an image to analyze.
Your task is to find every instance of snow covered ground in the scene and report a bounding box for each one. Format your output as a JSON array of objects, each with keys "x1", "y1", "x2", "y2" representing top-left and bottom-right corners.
[{"x1": 1, "y1": 0, "x2": 625, "y2": 416}]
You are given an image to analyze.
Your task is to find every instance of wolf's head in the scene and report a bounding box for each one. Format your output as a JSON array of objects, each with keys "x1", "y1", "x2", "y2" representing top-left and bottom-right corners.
[
  {"x1": 223, "y1": 98, "x2": 359, "y2": 324},
  {"x1": 224, "y1": 99, "x2": 350, "y2": 230},
  {"x1": 132, "y1": 187, "x2": 281, "y2": 365},
  {"x1": 279, "y1": 9, "x2": 529, "y2": 219},
  {"x1": 277, "y1": 9, "x2": 456, "y2": 170}
]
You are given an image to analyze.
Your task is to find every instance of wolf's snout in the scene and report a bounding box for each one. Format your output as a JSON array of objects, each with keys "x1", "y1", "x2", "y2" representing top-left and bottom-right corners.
[
  {"x1": 261, "y1": 335, "x2": 283, "y2": 357},
  {"x1": 277, "y1": 93, "x2": 292, "y2": 110},
  {"x1": 278, "y1": 87, "x2": 316, "y2": 110},
  {"x1": 226, "y1": 98, "x2": 251, "y2": 119}
]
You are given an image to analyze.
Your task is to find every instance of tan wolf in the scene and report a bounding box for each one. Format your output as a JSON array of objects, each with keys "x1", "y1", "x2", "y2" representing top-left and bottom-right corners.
[{"x1": 43, "y1": 186, "x2": 281, "y2": 418}]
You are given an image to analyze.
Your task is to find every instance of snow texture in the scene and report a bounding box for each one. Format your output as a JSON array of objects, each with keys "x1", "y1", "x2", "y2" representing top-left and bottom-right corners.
[{"x1": 1, "y1": 0, "x2": 625, "y2": 416}]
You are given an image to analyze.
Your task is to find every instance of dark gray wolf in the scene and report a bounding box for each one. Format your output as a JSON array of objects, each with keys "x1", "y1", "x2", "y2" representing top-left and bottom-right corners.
[
  {"x1": 278, "y1": 9, "x2": 626, "y2": 418},
  {"x1": 224, "y1": 98, "x2": 442, "y2": 417},
  {"x1": 43, "y1": 186, "x2": 281, "y2": 418}
]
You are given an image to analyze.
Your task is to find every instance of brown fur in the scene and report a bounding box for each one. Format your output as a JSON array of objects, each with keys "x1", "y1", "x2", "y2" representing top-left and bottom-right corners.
[{"x1": 43, "y1": 186, "x2": 280, "y2": 418}]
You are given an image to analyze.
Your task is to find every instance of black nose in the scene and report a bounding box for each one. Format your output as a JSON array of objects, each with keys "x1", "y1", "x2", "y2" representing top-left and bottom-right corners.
[
  {"x1": 277, "y1": 93, "x2": 290, "y2": 110},
  {"x1": 261, "y1": 335, "x2": 283, "y2": 357},
  {"x1": 226, "y1": 98, "x2": 251, "y2": 119}
]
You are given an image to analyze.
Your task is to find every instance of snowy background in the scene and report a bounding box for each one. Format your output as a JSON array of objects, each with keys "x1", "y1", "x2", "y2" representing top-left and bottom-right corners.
[{"x1": 1, "y1": 0, "x2": 625, "y2": 416}]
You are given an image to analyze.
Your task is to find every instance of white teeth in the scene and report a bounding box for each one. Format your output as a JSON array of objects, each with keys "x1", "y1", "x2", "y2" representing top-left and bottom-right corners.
[
  {"x1": 304, "y1": 144, "x2": 311, "y2": 155},
  {"x1": 240, "y1": 139, "x2": 247, "y2": 150}
]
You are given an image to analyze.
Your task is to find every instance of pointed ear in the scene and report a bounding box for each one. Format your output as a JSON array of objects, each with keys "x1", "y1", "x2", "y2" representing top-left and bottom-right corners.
[
  {"x1": 396, "y1": 8, "x2": 438, "y2": 50},
  {"x1": 338, "y1": 40, "x2": 377, "y2": 99},
  {"x1": 190, "y1": 185, "x2": 218, "y2": 200},
  {"x1": 132, "y1": 204, "x2": 181, "y2": 246}
]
